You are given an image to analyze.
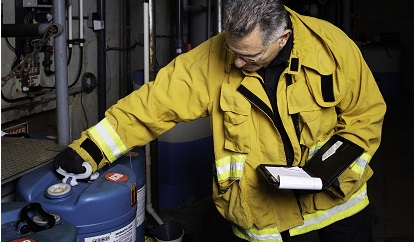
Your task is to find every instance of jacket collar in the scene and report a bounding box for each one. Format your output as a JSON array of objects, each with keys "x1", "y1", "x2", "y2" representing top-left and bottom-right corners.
[{"x1": 286, "y1": 7, "x2": 336, "y2": 76}]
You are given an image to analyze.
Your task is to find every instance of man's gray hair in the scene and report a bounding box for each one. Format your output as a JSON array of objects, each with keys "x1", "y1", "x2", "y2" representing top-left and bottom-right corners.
[{"x1": 223, "y1": 0, "x2": 288, "y2": 45}]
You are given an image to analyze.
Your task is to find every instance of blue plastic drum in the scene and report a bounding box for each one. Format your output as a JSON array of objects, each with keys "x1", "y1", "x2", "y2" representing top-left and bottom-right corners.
[
  {"x1": 117, "y1": 147, "x2": 147, "y2": 242},
  {"x1": 16, "y1": 163, "x2": 138, "y2": 242},
  {"x1": 157, "y1": 118, "x2": 214, "y2": 208},
  {"x1": 2, "y1": 202, "x2": 78, "y2": 242}
]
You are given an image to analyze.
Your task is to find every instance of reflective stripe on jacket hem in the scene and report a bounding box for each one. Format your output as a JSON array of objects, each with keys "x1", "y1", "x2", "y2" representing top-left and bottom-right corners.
[
  {"x1": 230, "y1": 183, "x2": 368, "y2": 241},
  {"x1": 232, "y1": 225, "x2": 283, "y2": 242},
  {"x1": 289, "y1": 183, "x2": 369, "y2": 236},
  {"x1": 87, "y1": 118, "x2": 128, "y2": 162}
]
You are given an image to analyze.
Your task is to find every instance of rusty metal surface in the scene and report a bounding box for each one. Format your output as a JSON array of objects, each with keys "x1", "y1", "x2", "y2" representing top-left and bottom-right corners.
[{"x1": 1, "y1": 137, "x2": 66, "y2": 184}]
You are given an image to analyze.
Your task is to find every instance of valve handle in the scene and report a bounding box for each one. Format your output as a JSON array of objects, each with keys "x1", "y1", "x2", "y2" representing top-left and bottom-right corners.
[{"x1": 56, "y1": 162, "x2": 99, "y2": 186}]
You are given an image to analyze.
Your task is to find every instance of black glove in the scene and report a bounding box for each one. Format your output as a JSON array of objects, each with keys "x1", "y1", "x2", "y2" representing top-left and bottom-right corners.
[{"x1": 53, "y1": 148, "x2": 86, "y2": 174}]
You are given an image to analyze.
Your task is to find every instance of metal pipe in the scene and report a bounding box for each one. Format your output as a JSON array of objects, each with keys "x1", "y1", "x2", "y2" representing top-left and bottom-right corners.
[
  {"x1": 148, "y1": 0, "x2": 160, "y2": 216},
  {"x1": 68, "y1": 2, "x2": 73, "y2": 48},
  {"x1": 1, "y1": 23, "x2": 48, "y2": 37},
  {"x1": 148, "y1": 0, "x2": 156, "y2": 82},
  {"x1": 79, "y1": 0, "x2": 84, "y2": 47},
  {"x1": 216, "y1": 0, "x2": 222, "y2": 33},
  {"x1": 97, "y1": 0, "x2": 106, "y2": 119},
  {"x1": 53, "y1": 0, "x2": 70, "y2": 145},
  {"x1": 175, "y1": 0, "x2": 184, "y2": 55},
  {"x1": 144, "y1": 1, "x2": 150, "y2": 85}
]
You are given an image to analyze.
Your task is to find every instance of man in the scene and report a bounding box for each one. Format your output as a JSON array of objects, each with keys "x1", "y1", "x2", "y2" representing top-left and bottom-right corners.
[{"x1": 54, "y1": 0, "x2": 386, "y2": 241}]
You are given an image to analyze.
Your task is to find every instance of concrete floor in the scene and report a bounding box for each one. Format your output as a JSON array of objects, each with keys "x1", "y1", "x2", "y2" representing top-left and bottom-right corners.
[{"x1": 153, "y1": 90, "x2": 414, "y2": 242}]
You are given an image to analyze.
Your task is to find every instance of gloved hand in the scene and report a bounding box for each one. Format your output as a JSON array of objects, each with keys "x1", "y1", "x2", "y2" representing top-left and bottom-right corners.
[
  {"x1": 54, "y1": 133, "x2": 110, "y2": 178},
  {"x1": 53, "y1": 147, "x2": 87, "y2": 174}
]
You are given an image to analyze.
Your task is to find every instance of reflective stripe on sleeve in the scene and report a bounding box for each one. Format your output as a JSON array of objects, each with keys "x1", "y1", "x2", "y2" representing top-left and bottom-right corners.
[
  {"x1": 289, "y1": 183, "x2": 369, "y2": 236},
  {"x1": 87, "y1": 118, "x2": 128, "y2": 162},
  {"x1": 308, "y1": 140, "x2": 326, "y2": 157},
  {"x1": 215, "y1": 154, "x2": 247, "y2": 182},
  {"x1": 349, "y1": 152, "x2": 371, "y2": 176}
]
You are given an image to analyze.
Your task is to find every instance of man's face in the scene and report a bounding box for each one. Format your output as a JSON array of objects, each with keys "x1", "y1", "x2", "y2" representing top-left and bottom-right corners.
[{"x1": 225, "y1": 26, "x2": 291, "y2": 72}]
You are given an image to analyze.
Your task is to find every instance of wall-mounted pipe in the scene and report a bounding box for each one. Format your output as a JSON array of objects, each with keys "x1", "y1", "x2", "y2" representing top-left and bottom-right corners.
[
  {"x1": 68, "y1": 2, "x2": 73, "y2": 48},
  {"x1": 97, "y1": 0, "x2": 106, "y2": 119},
  {"x1": 79, "y1": 0, "x2": 84, "y2": 47},
  {"x1": 175, "y1": 0, "x2": 184, "y2": 55},
  {"x1": 1, "y1": 23, "x2": 50, "y2": 37},
  {"x1": 148, "y1": 0, "x2": 160, "y2": 222},
  {"x1": 53, "y1": 0, "x2": 70, "y2": 145},
  {"x1": 216, "y1": 0, "x2": 222, "y2": 33},
  {"x1": 144, "y1": 0, "x2": 164, "y2": 226}
]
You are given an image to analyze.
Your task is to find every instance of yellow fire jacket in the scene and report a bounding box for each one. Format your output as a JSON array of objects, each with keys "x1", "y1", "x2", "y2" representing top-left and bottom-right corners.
[{"x1": 70, "y1": 7, "x2": 386, "y2": 242}]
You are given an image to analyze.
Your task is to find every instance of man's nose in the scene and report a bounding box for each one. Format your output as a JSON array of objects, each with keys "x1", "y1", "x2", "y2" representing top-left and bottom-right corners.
[{"x1": 234, "y1": 57, "x2": 248, "y2": 68}]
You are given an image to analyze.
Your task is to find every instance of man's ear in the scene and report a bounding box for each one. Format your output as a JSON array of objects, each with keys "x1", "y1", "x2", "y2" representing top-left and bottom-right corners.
[{"x1": 279, "y1": 29, "x2": 292, "y2": 47}]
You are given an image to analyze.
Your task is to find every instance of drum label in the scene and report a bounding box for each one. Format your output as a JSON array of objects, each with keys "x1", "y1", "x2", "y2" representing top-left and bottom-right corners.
[
  {"x1": 105, "y1": 172, "x2": 128, "y2": 182},
  {"x1": 84, "y1": 219, "x2": 136, "y2": 242}
]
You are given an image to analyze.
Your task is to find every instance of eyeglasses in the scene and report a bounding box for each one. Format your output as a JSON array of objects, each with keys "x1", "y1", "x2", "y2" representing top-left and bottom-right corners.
[{"x1": 224, "y1": 41, "x2": 270, "y2": 64}]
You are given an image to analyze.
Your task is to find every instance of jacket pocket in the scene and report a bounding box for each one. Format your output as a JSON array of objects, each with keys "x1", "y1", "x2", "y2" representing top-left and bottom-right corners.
[
  {"x1": 287, "y1": 80, "x2": 337, "y2": 147},
  {"x1": 213, "y1": 179, "x2": 254, "y2": 229},
  {"x1": 220, "y1": 82, "x2": 251, "y2": 153}
]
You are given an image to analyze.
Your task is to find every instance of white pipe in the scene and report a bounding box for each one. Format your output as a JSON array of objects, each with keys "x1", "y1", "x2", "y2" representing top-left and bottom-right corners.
[
  {"x1": 79, "y1": 0, "x2": 84, "y2": 47},
  {"x1": 144, "y1": 1, "x2": 164, "y2": 226},
  {"x1": 145, "y1": 143, "x2": 164, "y2": 225},
  {"x1": 68, "y1": 3, "x2": 73, "y2": 48}
]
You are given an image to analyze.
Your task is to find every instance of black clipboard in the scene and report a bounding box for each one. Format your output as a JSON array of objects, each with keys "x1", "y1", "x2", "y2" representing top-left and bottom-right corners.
[{"x1": 258, "y1": 135, "x2": 364, "y2": 191}]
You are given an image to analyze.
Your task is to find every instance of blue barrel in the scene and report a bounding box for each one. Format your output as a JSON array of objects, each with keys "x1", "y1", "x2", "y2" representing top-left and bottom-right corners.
[
  {"x1": 116, "y1": 147, "x2": 146, "y2": 242},
  {"x1": 16, "y1": 163, "x2": 138, "y2": 242},
  {"x1": 2, "y1": 202, "x2": 78, "y2": 242},
  {"x1": 158, "y1": 118, "x2": 214, "y2": 208}
]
